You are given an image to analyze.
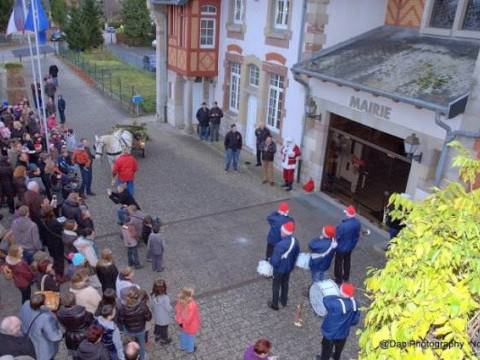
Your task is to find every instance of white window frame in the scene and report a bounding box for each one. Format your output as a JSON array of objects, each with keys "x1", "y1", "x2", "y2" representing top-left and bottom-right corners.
[
  {"x1": 229, "y1": 63, "x2": 241, "y2": 112},
  {"x1": 200, "y1": 18, "x2": 216, "y2": 49},
  {"x1": 233, "y1": 0, "x2": 243, "y2": 24},
  {"x1": 266, "y1": 74, "x2": 284, "y2": 132},
  {"x1": 274, "y1": 0, "x2": 290, "y2": 30},
  {"x1": 421, "y1": 0, "x2": 480, "y2": 39},
  {"x1": 201, "y1": 5, "x2": 217, "y2": 15},
  {"x1": 248, "y1": 64, "x2": 259, "y2": 87}
]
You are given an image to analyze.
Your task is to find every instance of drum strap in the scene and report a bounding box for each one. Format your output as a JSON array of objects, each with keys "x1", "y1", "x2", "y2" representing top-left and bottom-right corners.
[
  {"x1": 311, "y1": 242, "x2": 335, "y2": 259},
  {"x1": 337, "y1": 298, "x2": 357, "y2": 314},
  {"x1": 281, "y1": 237, "x2": 296, "y2": 259},
  {"x1": 338, "y1": 299, "x2": 347, "y2": 314}
]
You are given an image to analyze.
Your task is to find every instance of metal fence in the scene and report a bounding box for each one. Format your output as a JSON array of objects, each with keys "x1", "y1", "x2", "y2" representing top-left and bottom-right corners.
[{"x1": 58, "y1": 46, "x2": 155, "y2": 116}]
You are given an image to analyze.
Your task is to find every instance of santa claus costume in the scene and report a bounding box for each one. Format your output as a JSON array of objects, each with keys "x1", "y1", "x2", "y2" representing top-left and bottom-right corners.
[{"x1": 281, "y1": 138, "x2": 301, "y2": 191}]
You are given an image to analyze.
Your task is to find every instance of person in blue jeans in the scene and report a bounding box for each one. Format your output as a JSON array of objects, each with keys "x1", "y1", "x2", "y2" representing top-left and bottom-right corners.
[
  {"x1": 196, "y1": 102, "x2": 210, "y2": 141},
  {"x1": 118, "y1": 287, "x2": 152, "y2": 360},
  {"x1": 224, "y1": 124, "x2": 242, "y2": 172}
]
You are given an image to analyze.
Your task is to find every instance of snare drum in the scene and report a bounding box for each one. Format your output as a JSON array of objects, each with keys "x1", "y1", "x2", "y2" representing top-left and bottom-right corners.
[
  {"x1": 257, "y1": 260, "x2": 273, "y2": 277},
  {"x1": 309, "y1": 279, "x2": 340, "y2": 316},
  {"x1": 296, "y1": 252, "x2": 311, "y2": 270}
]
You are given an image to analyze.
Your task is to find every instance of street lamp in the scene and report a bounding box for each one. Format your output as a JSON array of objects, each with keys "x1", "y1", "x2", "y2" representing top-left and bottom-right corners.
[
  {"x1": 404, "y1": 133, "x2": 423, "y2": 163},
  {"x1": 305, "y1": 96, "x2": 322, "y2": 121}
]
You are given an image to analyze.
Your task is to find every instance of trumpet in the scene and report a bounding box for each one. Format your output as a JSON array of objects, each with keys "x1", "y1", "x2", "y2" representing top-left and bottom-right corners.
[{"x1": 294, "y1": 303, "x2": 304, "y2": 327}]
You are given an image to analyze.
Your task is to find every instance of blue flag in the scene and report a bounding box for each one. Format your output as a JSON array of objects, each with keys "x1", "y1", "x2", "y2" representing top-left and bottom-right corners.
[{"x1": 24, "y1": 0, "x2": 49, "y2": 44}]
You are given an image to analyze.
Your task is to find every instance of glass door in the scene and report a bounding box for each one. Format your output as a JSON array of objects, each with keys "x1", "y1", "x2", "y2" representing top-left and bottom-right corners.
[{"x1": 321, "y1": 127, "x2": 411, "y2": 223}]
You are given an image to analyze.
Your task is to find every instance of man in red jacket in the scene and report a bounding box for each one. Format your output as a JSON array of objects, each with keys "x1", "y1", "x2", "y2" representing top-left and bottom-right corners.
[{"x1": 112, "y1": 149, "x2": 138, "y2": 196}]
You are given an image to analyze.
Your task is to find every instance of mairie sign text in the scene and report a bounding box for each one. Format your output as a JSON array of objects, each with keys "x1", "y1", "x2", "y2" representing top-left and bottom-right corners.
[{"x1": 349, "y1": 96, "x2": 392, "y2": 120}]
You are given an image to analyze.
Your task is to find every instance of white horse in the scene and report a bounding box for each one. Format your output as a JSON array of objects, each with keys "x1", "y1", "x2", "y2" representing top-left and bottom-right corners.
[{"x1": 94, "y1": 129, "x2": 133, "y2": 166}]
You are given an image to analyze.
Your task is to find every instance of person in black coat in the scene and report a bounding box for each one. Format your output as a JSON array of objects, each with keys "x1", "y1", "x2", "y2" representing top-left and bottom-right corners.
[
  {"x1": 0, "y1": 316, "x2": 36, "y2": 359},
  {"x1": 255, "y1": 123, "x2": 271, "y2": 166},
  {"x1": 195, "y1": 102, "x2": 210, "y2": 141},
  {"x1": 57, "y1": 292, "x2": 94, "y2": 358},
  {"x1": 224, "y1": 124, "x2": 242, "y2": 172},
  {"x1": 58, "y1": 95, "x2": 66, "y2": 124},
  {"x1": 208, "y1": 101, "x2": 223, "y2": 142},
  {"x1": 96, "y1": 248, "x2": 119, "y2": 293},
  {"x1": 0, "y1": 157, "x2": 15, "y2": 213},
  {"x1": 108, "y1": 185, "x2": 140, "y2": 225},
  {"x1": 39, "y1": 205, "x2": 65, "y2": 277}
]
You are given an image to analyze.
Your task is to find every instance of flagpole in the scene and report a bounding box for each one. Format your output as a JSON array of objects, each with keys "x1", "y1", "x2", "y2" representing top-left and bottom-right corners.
[
  {"x1": 30, "y1": 0, "x2": 50, "y2": 150},
  {"x1": 21, "y1": 0, "x2": 39, "y2": 112}
]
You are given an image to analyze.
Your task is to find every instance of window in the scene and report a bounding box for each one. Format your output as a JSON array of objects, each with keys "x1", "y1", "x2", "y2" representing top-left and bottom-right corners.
[
  {"x1": 425, "y1": 0, "x2": 480, "y2": 35},
  {"x1": 234, "y1": 0, "x2": 243, "y2": 24},
  {"x1": 200, "y1": 19, "x2": 215, "y2": 48},
  {"x1": 429, "y1": 0, "x2": 458, "y2": 28},
  {"x1": 266, "y1": 74, "x2": 284, "y2": 130},
  {"x1": 201, "y1": 5, "x2": 217, "y2": 14},
  {"x1": 229, "y1": 63, "x2": 241, "y2": 112},
  {"x1": 274, "y1": 0, "x2": 290, "y2": 29},
  {"x1": 248, "y1": 64, "x2": 259, "y2": 87},
  {"x1": 463, "y1": 0, "x2": 480, "y2": 31}
]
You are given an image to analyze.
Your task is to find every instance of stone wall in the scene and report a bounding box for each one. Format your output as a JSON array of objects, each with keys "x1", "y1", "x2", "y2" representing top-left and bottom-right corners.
[{"x1": 5, "y1": 64, "x2": 26, "y2": 104}]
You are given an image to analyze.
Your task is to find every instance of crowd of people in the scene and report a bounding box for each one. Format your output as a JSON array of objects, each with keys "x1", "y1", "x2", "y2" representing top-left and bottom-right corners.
[
  {"x1": 0, "y1": 62, "x2": 364, "y2": 360},
  {"x1": 0, "y1": 68, "x2": 278, "y2": 360}
]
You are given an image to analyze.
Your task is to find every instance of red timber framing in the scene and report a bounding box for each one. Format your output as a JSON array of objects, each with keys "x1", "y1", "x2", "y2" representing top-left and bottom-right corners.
[{"x1": 166, "y1": 0, "x2": 221, "y2": 77}]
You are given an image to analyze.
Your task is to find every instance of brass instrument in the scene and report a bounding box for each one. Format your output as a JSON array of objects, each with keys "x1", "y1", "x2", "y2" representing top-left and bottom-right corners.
[{"x1": 294, "y1": 303, "x2": 304, "y2": 327}]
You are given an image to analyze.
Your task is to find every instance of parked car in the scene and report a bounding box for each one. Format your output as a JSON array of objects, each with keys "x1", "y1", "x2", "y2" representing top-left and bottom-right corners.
[
  {"x1": 106, "y1": 27, "x2": 116, "y2": 34},
  {"x1": 50, "y1": 31, "x2": 66, "y2": 42},
  {"x1": 143, "y1": 55, "x2": 156, "y2": 72}
]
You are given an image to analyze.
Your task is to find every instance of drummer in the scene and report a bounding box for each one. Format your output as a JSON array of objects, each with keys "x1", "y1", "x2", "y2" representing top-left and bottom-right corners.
[
  {"x1": 309, "y1": 225, "x2": 337, "y2": 283},
  {"x1": 265, "y1": 202, "x2": 294, "y2": 261},
  {"x1": 318, "y1": 283, "x2": 360, "y2": 360}
]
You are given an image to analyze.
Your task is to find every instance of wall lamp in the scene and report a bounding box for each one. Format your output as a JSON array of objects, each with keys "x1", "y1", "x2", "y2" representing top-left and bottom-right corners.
[
  {"x1": 404, "y1": 133, "x2": 423, "y2": 163},
  {"x1": 305, "y1": 96, "x2": 322, "y2": 121}
]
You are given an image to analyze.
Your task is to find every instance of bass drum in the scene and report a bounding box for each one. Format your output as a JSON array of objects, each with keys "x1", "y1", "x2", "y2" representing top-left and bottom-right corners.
[{"x1": 309, "y1": 279, "x2": 340, "y2": 317}]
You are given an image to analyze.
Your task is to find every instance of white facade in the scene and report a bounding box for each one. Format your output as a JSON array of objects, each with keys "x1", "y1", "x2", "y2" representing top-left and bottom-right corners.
[
  {"x1": 324, "y1": 0, "x2": 387, "y2": 48},
  {"x1": 215, "y1": 0, "x2": 307, "y2": 151}
]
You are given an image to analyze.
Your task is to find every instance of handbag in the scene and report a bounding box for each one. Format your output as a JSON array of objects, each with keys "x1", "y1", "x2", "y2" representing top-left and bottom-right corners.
[
  {"x1": 35, "y1": 275, "x2": 60, "y2": 311},
  {"x1": 2, "y1": 264, "x2": 13, "y2": 280}
]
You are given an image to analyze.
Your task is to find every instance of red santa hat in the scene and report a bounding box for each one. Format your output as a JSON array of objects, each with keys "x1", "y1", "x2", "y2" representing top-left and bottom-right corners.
[
  {"x1": 323, "y1": 225, "x2": 336, "y2": 238},
  {"x1": 281, "y1": 221, "x2": 295, "y2": 236},
  {"x1": 340, "y1": 283, "x2": 355, "y2": 297},
  {"x1": 344, "y1": 205, "x2": 357, "y2": 217},
  {"x1": 278, "y1": 202, "x2": 289, "y2": 215}
]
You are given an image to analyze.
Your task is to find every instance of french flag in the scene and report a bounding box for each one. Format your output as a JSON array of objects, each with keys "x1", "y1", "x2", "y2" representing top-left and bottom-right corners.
[{"x1": 6, "y1": 0, "x2": 25, "y2": 35}]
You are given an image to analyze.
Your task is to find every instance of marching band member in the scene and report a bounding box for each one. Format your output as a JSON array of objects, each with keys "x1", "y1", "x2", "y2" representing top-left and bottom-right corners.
[
  {"x1": 318, "y1": 283, "x2": 360, "y2": 360},
  {"x1": 265, "y1": 202, "x2": 294, "y2": 261},
  {"x1": 268, "y1": 222, "x2": 299, "y2": 311},
  {"x1": 309, "y1": 225, "x2": 337, "y2": 283}
]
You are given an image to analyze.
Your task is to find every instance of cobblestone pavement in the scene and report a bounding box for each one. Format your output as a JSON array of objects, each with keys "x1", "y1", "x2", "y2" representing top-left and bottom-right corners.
[{"x1": 0, "y1": 52, "x2": 388, "y2": 359}]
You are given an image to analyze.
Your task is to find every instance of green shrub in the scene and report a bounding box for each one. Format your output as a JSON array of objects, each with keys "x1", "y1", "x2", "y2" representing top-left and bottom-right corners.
[
  {"x1": 4, "y1": 62, "x2": 23, "y2": 70},
  {"x1": 359, "y1": 141, "x2": 480, "y2": 359}
]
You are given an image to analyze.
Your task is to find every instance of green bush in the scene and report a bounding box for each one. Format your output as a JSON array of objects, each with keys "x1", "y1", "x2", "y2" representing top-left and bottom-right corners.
[
  {"x1": 359, "y1": 141, "x2": 480, "y2": 359},
  {"x1": 4, "y1": 62, "x2": 23, "y2": 70}
]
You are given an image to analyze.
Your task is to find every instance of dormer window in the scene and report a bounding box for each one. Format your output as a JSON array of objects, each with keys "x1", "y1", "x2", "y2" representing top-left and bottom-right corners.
[{"x1": 423, "y1": 0, "x2": 480, "y2": 38}]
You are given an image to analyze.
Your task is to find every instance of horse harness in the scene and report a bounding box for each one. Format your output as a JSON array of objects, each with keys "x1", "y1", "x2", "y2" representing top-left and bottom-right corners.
[{"x1": 96, "y1": 130, "x2": 130, "y2": 157}]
